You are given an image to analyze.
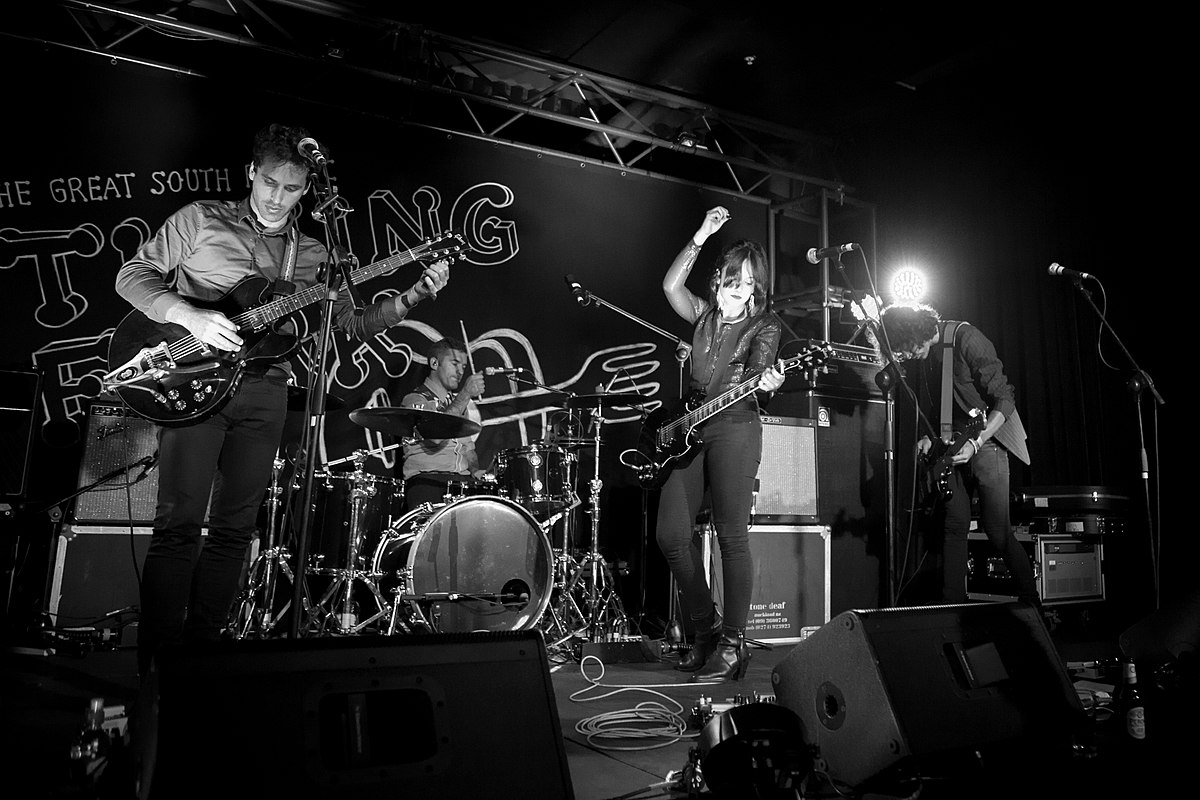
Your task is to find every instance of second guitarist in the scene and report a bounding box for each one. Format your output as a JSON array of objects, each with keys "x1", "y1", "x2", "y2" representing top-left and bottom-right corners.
[
  {"x1": 879, "y1": 302, "x2": 1040, "y2": 608},
  {"x1": 114, "y1": 123, "x2": 451, "y2": 679},
  {"x1": 654, "y1": 205, "x2": 784, "y2": 683}
]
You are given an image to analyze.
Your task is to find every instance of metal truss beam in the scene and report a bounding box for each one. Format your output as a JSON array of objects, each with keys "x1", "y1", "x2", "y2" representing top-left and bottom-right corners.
[{"x1": 7, "y1": 1, "x2": 857, "y2": 209}]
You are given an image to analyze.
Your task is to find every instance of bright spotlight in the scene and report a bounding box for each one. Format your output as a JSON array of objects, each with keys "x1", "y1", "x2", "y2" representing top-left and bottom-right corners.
[{"x1": 890, "y1": 267, "x2": 926, "y2": 302}]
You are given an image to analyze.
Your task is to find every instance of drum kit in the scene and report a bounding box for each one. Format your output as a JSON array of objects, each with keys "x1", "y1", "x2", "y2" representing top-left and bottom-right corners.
[{"x1": 230, "y1": 391, "x2": 652, "y2": 653}]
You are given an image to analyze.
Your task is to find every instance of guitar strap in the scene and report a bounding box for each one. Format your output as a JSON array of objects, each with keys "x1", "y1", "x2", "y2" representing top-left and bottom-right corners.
[
  {"x1": 938, "y1": 320, "x2": 965, "y2": 441},
  {"x1": 272, "y1": 226, "x2": 300, "y2": 298}
]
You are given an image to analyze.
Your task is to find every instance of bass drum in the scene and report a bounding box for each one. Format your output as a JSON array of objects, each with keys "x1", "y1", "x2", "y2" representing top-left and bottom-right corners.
[{"x1": 372, "y1": 496, "x2": 553, "y2": 633}]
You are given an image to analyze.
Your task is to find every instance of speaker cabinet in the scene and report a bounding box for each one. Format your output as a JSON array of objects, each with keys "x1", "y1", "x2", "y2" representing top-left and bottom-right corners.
[
  {"x1": 0, "y1": 368, "x2": 41, "y2": 498},
  {"x1": 45, "y1": 524, "x2": 150, "y2": 627},
  {"x1": 769, "y1": 389, "x2": 889, "y2": 612},
  {"x1": 72, "y1": 402, "x2": 160, "y2": 524},
  {"x1": 752, "y1": 415, "x2": 817, "y2": 523},
  {"x1": 707, "y1": 524, "x2": 830, "y2": 643},
  {"x1": 771, "y1": 602, "x2": 1084, "y2": 789},
  {"x1": 138, "y1": 631, "x2": 575, "y2": 800}
]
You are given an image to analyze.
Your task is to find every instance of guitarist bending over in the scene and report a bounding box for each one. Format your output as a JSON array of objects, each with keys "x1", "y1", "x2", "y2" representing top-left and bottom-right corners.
[
  {"x1": 656, "y1": 206, "x2": 785, "y2": 683},
  {"x1": 879, "y1": 302, "x2": 1039, "y2": 607},
  {"x1": 115, "y1": 123, "x2": 450, "y2": 678}
]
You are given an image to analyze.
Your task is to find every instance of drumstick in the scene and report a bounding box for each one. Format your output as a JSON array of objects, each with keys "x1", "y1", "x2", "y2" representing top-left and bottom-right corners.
[{"x1": 459, "y1": 320, "x2": 477, "y2": 374}]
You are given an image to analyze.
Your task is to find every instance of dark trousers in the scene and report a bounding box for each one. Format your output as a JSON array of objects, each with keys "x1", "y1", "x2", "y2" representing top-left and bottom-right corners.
[
  {"x1": 138, "y1": 375, "x2": 286, "y2": 675},
  {"x1": 655, "y1": 413, "x2": 761, "y2": 631},
  {"x1": 941, "y1": 439, "x2": 1039, "y2": 604}
]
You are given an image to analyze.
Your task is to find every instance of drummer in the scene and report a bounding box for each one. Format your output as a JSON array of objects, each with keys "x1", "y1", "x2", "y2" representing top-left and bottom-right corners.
[{"x1": 400, "y1": 337, "x2": 488, "y2": 510}]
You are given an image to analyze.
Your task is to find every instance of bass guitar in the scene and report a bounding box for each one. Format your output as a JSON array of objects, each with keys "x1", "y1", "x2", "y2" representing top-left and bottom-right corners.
[
  {"x1": 917, "y1": 407, "x2": 985, "y2": 512},
  {"x1": 103, "y1": 231, "x2": 470, "y2": 427},
  {"x1": 623, "y1": 342, "x2": 832, "y2": 490}
]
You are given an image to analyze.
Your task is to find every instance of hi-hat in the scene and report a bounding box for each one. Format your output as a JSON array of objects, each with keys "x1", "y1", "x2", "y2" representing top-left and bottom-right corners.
[
  {"x1": 564, "y1": 392, "x2": 652, "y2": 411},
  {"x1": 349, "y1": 407, "x2": 481, "y2": 439}
]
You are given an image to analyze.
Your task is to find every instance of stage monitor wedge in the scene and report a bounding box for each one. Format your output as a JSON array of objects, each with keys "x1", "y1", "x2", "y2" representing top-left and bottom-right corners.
[
  {"x1": 139, "y1": 630, "x2": 574, "y2": 800},
  {"x1": 771, "y1": 601, "x2": 1085, "y2": 790}
]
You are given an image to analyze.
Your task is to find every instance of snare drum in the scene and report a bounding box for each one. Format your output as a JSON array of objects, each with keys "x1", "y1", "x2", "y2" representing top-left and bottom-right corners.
[
  {"x1": 493, "y1": 443, "x2": 578, "y2": 519},
  {"x1": 442, "y1": 475, "x2": 500, "y2": 503},
  {"x1": 371, "y1": 496, "x2": 553, "y2": 633}
]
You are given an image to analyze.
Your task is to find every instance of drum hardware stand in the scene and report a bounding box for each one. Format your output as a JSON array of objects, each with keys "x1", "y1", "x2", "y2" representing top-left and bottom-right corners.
[
  {"x1": 564, "y1": 275, "x2": 692, "y2": 644},
  {"x1": 305, "y1": 450, "x2": 392, "y2": 635},
  {"x1": 230, "y1": 452, "x2": 310, "y2": 638},
  {"x1": 557, "y1": 407, "x2": 628, "y2": 644}
]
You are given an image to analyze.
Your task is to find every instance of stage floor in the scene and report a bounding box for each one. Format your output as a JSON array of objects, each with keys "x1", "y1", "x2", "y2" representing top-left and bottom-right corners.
[{"x1": 1, "y1": 603, "x2": 1194, "y2": 800}]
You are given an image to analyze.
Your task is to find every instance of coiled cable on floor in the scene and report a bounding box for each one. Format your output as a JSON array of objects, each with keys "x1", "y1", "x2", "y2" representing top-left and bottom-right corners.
[{"x1": 569, "y1": 655, "x2": 699, "y2": 751}]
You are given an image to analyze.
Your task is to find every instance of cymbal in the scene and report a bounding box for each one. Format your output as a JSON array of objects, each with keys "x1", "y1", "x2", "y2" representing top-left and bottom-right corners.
[
  {"x1": 349, "y1": 407, "x2": 481, "y2": 439},
  {"x1": 287, "y1": 386, "x2": 344, "y2": 411},
  {"x1": 564, "y1": 392, "x2": 652, "y2": 410}
]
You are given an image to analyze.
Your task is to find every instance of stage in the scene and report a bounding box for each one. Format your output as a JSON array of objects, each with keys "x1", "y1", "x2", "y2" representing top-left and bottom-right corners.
[{"x1": 2, "y1": 599, "x2": 1194, "y2": 800}]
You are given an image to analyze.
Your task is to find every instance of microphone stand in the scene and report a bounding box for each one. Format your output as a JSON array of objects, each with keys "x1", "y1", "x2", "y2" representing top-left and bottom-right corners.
[
  {"x1": 566, "y1": 276, "x2": 690, "y2": 643},
  {"x1": 834, "y1": 259, "x2": 932, "y2": 608},
  {"x1": 1069, "y1": 277, "x2": 1164, "y2": 609},
  {"x1": 287, "y1": 153, "x2": 360, "y2": 638}
]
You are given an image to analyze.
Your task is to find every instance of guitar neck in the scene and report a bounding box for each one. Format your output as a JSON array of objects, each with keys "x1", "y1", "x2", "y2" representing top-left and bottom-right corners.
[
  {"x1": 230, "y1": 250, "x2": 419, "y2": 330},
  {"x1": 677, "y1": 345, "x2": 828, "y2": 431}
]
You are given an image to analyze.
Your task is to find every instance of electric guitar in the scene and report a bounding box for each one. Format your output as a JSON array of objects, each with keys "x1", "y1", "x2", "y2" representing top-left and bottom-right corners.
[
  {"x1": 624, "y1": 342, "x2": 833, "y2": 490},
  {"x1": 103, "y1": 231, "x2": 471, "y2": 427},
  {"x1": 917, "y1": 408, "x2": 986, "y2": 512}
]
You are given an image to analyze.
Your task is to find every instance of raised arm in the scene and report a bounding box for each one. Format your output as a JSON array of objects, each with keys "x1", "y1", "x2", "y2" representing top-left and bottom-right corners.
[{"x1": 662, "y1": 206, "x2": 731, "y2": 324}]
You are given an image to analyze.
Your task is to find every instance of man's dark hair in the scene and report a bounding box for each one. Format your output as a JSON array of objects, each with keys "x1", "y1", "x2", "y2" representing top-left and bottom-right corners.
[
  {"x1": 879, "y1": 302, "x2": 941, "y2": 353},
  {"x1": 251, "y1": 123, "x2": 312, "y2": 171},
  {"x1": 428, "y1": 337, "x2": 467, "y2": 364}
]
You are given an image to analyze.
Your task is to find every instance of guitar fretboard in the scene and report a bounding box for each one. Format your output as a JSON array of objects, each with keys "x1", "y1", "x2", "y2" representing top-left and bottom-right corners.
[
  {"x1": 164, "y1": 236, "x2": 458, "y2": 363},
  {"x1": 656, "y1": 345, "x2": 829, "y2": 444}
]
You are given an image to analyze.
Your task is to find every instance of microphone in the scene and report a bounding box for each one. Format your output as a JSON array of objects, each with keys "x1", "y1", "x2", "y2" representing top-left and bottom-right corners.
[
  {"x1": 484, "y1": 366, "x2": 524, "y2": 377},
  {"x1": 297, "y1": 137, "x2": 328, "y2": 166},
  {"x1": 564, "y1": 274, "x2": 591, "y2": 306},
  {"x1": 806, "y1": 243, "x2": 858, "y2": 264},
  {"x1": 1047, "y1": 262, "x2": 1095, "y2": 281}
]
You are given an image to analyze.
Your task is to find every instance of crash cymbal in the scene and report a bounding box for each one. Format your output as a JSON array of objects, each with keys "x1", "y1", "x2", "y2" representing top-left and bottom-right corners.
[
  {"x1": 563, "y1": 392, "x2": 652, "y2": 410},
  {"x1": 287, "y1": 386, "x2": 345, "y2": 412},
  {"x1": 349, "y1": 407, "x2": 481, "y2": 439}
]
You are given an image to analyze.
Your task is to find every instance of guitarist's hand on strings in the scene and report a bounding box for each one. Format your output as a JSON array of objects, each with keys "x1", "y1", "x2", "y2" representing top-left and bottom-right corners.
[{"x1": 166, "y1": 302, "x2": 243, "y2": 353}]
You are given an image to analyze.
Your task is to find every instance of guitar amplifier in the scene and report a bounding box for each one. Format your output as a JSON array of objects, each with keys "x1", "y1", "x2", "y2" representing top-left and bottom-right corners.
[
  {"x1": 752, "y1": 415, "x2": 818, "y2": 523},
  {"x1": 781, "y1": 338, "x2": 884, "y2": 398},
  {"x1": 72, "y1": 401, "x2": 161, "y2": 525}
]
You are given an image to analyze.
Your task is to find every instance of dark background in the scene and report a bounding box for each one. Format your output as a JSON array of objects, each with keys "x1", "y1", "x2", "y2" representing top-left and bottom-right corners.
[{"x1": 1, "y1": 4, "x2": 1182, "y2": 639}]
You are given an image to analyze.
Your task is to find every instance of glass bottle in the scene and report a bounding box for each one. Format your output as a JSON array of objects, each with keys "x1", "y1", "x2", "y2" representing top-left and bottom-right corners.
[{"x1": 1119, "y1": 659, "x2": 1146, "y2": 743}]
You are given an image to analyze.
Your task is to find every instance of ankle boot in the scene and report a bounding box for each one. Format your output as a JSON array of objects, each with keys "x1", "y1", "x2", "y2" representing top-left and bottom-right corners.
[
  {"x1": 691, "y1": 628, "x2": 750, "y2": 682},
  {"x1": 675, "y1": 608, "x2": 722, "y2": 672}
]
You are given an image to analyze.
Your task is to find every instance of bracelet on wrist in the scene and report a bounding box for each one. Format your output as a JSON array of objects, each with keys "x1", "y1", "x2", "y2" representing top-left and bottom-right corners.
[{"x1": 400, "y1": 290, "x2": 420, "y2": 310}]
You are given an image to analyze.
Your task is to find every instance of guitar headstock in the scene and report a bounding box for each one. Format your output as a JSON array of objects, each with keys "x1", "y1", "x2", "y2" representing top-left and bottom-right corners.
[
  {"x1": 418, "y1": 231, "x2": 473, "y2": 263},
  {"x1": 781, "y1": 341, "x2": 836, "y2": 373}
]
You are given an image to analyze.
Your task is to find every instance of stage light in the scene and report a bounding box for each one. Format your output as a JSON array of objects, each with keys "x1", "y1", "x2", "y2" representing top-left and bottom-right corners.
[{"x1": 889, "y1": 267, "x2": 926, "y2": 303}]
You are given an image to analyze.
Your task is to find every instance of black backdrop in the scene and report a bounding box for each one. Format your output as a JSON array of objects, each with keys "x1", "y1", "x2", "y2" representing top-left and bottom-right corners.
[{"x1": 0, "y1": 38, "x2": 1181, "y2": 636}]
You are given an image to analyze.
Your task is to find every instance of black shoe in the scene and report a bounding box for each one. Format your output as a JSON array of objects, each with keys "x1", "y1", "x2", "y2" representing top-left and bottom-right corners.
[
  {"x1": 675, "y1": 610, "x2": 723, "y2": 672},
  {"x1": 691, "y1": 629, "x2": 750, "y2": 682}
]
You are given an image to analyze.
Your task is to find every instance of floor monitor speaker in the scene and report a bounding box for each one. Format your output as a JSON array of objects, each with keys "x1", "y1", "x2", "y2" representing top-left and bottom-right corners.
[
  {"x1": 771, "y1": 601, "x2": 1084, "y2": 790},
  {"x1": 138, "y1": 630, "x2": 574, "y2": 800}
]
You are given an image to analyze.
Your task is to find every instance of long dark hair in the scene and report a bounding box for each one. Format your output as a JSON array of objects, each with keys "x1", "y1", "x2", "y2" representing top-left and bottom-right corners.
[{"x1": 707, "y1": 238, "x2": 771, "y2": 317}]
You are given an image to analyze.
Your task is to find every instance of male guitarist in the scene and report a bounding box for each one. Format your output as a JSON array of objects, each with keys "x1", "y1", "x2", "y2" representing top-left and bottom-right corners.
[
  {"x1": 879, "y1": 302, "x2": 1040, "y2": 607},
  {"x1": 114, "y1": 123, "x2": 450, "y2": 677}
]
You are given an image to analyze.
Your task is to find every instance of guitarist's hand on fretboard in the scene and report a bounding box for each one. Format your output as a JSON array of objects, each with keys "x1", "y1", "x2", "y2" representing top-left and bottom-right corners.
[
  {"x1": 165, "y1": 301, "x2": 243, "y2": 352},
  {"x1": 757, "y1": 360, "x2": 787, "y2": 393}
]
